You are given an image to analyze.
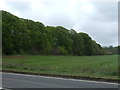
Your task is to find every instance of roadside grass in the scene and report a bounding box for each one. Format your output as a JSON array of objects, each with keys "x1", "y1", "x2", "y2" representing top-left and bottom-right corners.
[{"x1": 2, "y1": 55, "x2": 118, "y2": 79}]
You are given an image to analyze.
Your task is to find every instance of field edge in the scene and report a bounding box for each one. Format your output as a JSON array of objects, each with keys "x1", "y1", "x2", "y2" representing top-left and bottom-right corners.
[{"x1": 2, "y1": 69, "x2": 119, "y2": 83}]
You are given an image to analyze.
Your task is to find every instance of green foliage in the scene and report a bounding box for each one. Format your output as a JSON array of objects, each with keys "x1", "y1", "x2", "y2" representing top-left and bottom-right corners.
[
  {"x1": 80, "y1": 33, "x2": 94, "y2": 55},
  {"x1": 58, "y1": 46, "x2": 68, "y2": 55},
  {"x1": 2, "y1": 11, "x2": 103, "y2": 56}
]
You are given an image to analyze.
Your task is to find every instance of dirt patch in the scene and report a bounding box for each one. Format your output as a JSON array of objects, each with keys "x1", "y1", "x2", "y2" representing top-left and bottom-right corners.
[{"x1": 2, "y1": 70, "x2": 119, "y2": 83}]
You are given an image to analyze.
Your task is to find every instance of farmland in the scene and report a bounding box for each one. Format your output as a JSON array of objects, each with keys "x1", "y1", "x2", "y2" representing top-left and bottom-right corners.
[{"x1": 2, "y1": 55, "x2": 118, "y2": 79}]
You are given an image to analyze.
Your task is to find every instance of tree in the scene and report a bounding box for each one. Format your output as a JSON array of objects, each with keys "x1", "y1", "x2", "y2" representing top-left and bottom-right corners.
[
  {"x1": 69, "y1": 29, "x2": 85, "y2": 55},
  {"x1": 80, "y1": 33, "x2": 94, "y2": 55},
  {"x1": 2, "y1": 10, "x2": 104, "y2": 56}
]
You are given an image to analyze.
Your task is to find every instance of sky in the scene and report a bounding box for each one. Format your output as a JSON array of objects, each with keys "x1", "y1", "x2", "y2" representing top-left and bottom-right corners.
[{"x1": 0, "y1": 0, "x2": 118, "y2": 46}]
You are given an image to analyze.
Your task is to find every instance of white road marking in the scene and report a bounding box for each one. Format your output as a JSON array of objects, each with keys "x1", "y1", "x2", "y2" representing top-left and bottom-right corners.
[{"x1": 2, "y1": 72, "x2": 119, "y2": 85}]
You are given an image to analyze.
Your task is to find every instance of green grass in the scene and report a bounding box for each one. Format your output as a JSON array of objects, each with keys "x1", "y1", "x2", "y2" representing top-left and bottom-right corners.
[{"x1": 2, "y1": 55, "x2": 118, "y2": 79}]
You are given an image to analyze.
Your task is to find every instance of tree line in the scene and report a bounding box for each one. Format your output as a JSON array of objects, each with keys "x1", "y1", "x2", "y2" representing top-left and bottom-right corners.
[
  {"x1": 103, "y1": 46, "x2": 120, "y2": 55},
  {"x1": 2, "y1": 10, "x2": 105, "y2": 55}
]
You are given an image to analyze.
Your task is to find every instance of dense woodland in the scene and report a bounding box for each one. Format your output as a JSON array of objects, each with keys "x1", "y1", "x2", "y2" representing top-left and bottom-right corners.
[{"x1": 2, "y1": 11, "x2": 119, "y2": 55}]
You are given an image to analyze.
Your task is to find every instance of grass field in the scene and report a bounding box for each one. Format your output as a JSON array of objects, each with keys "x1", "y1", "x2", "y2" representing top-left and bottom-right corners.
[{"x1": 2, "y1": 55, "x2": 118, "y2": 79}]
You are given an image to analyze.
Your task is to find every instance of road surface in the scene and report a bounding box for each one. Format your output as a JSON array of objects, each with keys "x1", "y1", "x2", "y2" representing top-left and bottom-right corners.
[{"x1": 2, "y1": 72, "x2": 119, "y2": 88}]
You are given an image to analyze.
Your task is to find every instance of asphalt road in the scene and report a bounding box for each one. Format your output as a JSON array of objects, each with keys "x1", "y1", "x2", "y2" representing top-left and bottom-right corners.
[{"x1": 2, "y1": 72, "x2": 119, "y2": 88}]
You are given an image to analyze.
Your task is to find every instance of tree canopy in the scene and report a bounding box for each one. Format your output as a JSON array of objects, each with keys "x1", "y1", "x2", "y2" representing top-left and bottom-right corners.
[{"x1": 2, "y1": 10, "x2": 104, "y2": 55}]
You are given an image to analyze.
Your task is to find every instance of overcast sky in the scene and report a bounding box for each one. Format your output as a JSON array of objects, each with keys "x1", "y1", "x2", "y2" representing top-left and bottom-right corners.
[{"x1": 0, "y1": 0, "x2": 118, "y2": 46}]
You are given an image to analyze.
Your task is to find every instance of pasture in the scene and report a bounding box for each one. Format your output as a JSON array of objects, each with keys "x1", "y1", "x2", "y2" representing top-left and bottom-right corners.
[{"x1": 2, "y1": 55, "x2": 118, "y2": 79}]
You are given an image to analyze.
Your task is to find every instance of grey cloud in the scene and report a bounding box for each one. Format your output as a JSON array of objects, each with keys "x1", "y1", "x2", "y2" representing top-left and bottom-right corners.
[
  {"x1": 92, "y1": 2, "x2": 118, "y2": 22},
  {"x1": 74, "y1": 2, "x2": 118, "y2": 46},
  {"x1": 44, "y1": 13, "x2": 76, "y2": 29},
  {"x1": 79, "y1": 21, "x2": 118, "y2": 46},
  {"x1": 5, "y1": 1, "x2": 31, "y2": 12}
]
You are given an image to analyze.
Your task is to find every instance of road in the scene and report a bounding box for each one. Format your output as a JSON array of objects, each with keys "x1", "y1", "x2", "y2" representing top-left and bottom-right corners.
[{"x1": 2, "y1": 72, "x2": 118, "y2": 88}]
